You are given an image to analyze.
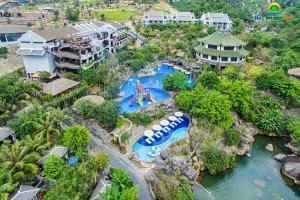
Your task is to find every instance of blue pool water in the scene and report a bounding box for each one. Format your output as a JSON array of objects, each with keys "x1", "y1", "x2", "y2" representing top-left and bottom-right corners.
[
  {"x1": 132, "y1": 116, "x2": 190, "y2": 162},
  {"x1": 118, "y1": 65, "x2": 194, "y2": 113}
]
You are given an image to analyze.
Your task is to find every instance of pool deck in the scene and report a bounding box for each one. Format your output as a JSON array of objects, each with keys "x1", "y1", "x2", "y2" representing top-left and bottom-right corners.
[{"x1": 128, "y1": 113, "x2": 192, "y2": 165}]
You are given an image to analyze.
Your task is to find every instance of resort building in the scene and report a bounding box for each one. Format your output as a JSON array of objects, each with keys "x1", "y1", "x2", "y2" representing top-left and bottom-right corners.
[
  {"x1": 42, "y1": 78, "x2": 80, "y2": 96},
  {"x1": 200, "y1": 12, "x2": 232, "y2": 31},
  {"x1": 17, "y1": 22, "x2": 128, "y2": 77},
  {"x1": 0, "y1": 24, "x2": 30, "y2": 45},
  {"x1": 10, "y1": 185, "x2": 41, "y2": 200},
  {"x1": 37, "y1": 146, "x2": 69, "y2": 166},
  {"x1": 142, "y1": 11, "x2": 196, "y2": 25},
  {"x1": 0, "y1": 127, "x2": 16, "y2": 145},
  {"x1": 194, "y1": 31, "x2": 248, "y2": 69}
]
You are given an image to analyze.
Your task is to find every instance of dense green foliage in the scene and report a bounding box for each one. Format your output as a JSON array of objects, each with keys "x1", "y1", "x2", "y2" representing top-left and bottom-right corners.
[
  {"x1": 83, "y1": 65, "x2": 109, "y2": 86},
  {"x1": 0, "y1": 47, "x2": 8, "y2": 55},
  {"x1": 287, "y1": 116, "x2": 300, "y2": 153},
  {"x1": 63, "y1": 125, "x2": 91, "y2": 158},
  {"x1": 98, "y1": 168, "x2": 138, "y2": 200},
  {"x1": 224, "y1": 128, "x2": 242, "y2": 146},
  {"x1": 163, "y1": 71, "x2": 189, "y2": 91},
  {"x1": 255, "y1": 70, "x2": 300, "y2": 107},
  {"x1": 116, "y1": 45, "x2": 163, "y2": 72},
  {"x1": 73, "y1": 99, "x2": 98, "y2": 119},
  {"x1": 138, "y1": 23, "x2": 205, "y2": 59},
  {"x1": 255, "y1": 97, "x2": 286, "y2": 135},
  {"x1": 202, "y1": 143, "x2": 235, "y2": 175},
  {"x1": 96, "y1": 101, "x2": 120, "y2": 130},
  {"x1": 0, "y1": 70, "x2": 40, "y2": 124},
  {"x1": 8, "y1": 106, "x2": 70, "y2": 140},
  {"x1": 193, "y1": 89, "x2": 233, "y2": 129},
  {"x1": 167, "y1": 0, "x2": 253, "y2": 22},
  {"x1": 197, "y1": 71, "x2": 219, "y2": 89},
  {"x1": 124, "y1": 112, "x2": 152, "y2": 126},
  {"x1": 89, "y1": 151, "x2": 109, "y2": 173},
  {"x1": 150, "y1": 172, "x2": 195, "y2": 200},
  {"x1": 0, "y1": 141, "x2": 41, "y2": 196},
  {"x1": 43, "y1": 155, "x2": 65, "y2": 180},
  {"x1": 219, "y1": 78, "x2": 256, "y2": 121}
]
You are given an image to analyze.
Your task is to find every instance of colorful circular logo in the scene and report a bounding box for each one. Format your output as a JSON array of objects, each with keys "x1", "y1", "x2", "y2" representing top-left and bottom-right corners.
[{"x1": 268, "y1": 2, "x2": 282, "y2": 14}]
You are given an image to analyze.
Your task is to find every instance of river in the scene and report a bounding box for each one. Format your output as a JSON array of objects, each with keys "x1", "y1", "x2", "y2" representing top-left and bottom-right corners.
[{"x1": 199, "y1": 136, "x2": 300, "y2": 200}]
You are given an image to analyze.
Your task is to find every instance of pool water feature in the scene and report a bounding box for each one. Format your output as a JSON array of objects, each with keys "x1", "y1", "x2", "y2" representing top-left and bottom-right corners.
[
  {"x1": 200, "y1": 136, "x2": 300, "y2": 200},
  {"x1": 118, "y1": 65, "x2": 194, "y2": 113},
  {"x1": 132, "y1": 115, "x2": 190, "y2": 162}
]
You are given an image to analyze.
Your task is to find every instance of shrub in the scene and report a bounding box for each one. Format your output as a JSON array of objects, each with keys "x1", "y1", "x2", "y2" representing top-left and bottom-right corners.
[
  {"x1": 193, "y1": 90, "x2": 233, "y2": 129},
  {"x1": 224, "y1": 128, "x2": 242, "y2": 146},
  {"x1": 256, "y1": 108, "x2": 286, "y2": 135},
  {"x1": 43, "y1": 155, "x2": 66, "y2": 180},
  {"x1": 124, "y1": 112, "x2": 152, "y2": 126},
  {"x1": 0, "y1": 47, "x2": 8, "y2": 55},
  {"x1": 219, "y1": 79, "x2": 256, "y2": 122},
  {"x1": 63, "y1": 125, "x2": 91, "y2": 158},
  {"x1": 64, "y1": 72, "x2": 80, "y2": 81},
  {"x1": 120, "y1": 131, "x2": 132, "y2": 143},
  {"x1": 201, "y1": 143, "x2": 235, "y2": 175},
  {"x1": 222, "y1": 66, "x2": 240, "y2": 80},
  {"x1": 163, "y1": 71, "x2": 189, "y2": 91},
  {"x1": 197, "y1": 71, "x2": 219, "y2": 89},
  {"x1": 105, "y1": 81, "x2": 121, "y2": 100},
  {"x1": 73, "y1": 99, "x2": 98, "y2": 119},
  {"x1": 89, "y1": 151, "x2": 109, "y2": 173},
  {"x1": 96, "y1": 101, "x2": 119, "y2": 129},
  {"x1": 176, "y1": 91, "x2": 195, "y2": 113}
]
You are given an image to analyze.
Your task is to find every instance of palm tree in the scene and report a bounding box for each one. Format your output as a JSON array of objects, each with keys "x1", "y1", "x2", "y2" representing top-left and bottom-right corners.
[
  {"x1": 0, "y1": 141, "x2": 40, "y2": 194},
  {"x1": 22, "y1": 133, "x2": 51, "y2": 155},
  {"x1": 33, "y1": 114, "x2": 60, "y2": 143},
  {"x1": 111, "y1": 169, "x2": 134, "y2": 190},
  {"x1": 46, "y1": 107, "x2": 72, "y2": 132}
]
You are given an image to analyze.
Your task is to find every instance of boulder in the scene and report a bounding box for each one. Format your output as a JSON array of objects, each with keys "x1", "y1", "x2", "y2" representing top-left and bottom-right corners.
[
  {"x1": 160, "y1": 150, "x2": 169, "y2": 160},
  {"x1": 236, "y1": 144, "x2": 250, "y2": 156},
  {"x1": 265, "y1": 143, "x2": 274, "y2": 152},
  {"x1": 274, "y1": 153, "x2": 286, "y2": 162},
  {"x1": 282, "y1": 156, "x2": 300, "y2": 184}
]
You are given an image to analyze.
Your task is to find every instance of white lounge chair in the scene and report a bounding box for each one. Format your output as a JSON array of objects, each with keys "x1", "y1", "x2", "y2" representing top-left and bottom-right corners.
[
  {"x1": 162, "y1": 126, "x2": 171, "y2": 133},
  {"x1": 170, "y1": 121, "x2": 178, "y2": 128}
]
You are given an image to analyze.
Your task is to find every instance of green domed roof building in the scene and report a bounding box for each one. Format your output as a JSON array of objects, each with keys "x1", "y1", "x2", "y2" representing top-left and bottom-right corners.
[{"x1": 194, "y1": 32, "x2": 249, "y2": 69}]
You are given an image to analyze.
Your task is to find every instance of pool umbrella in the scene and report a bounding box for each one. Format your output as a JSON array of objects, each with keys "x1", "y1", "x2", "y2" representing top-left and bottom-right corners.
[
  {"x1": 160, "y1": 120, "x2": 169, "y2": 126},
  {"x1": 175, "y1": 112, "x2": 183, "y2": 117},
  {"x1": 168, "y1": 116, "x2": 178, "y2": 121},
  {"x1": 182, "y1": 69, "x2": 187, "y2": 73},
  {"x1": 185, "y1": 71, "x2": 191, "y2": 75},
  {"x1": 153, "y1": 125, "x2": 163, "y2": 131},
  {"x1": 144, "y1": 130, "x2": 154, "y2": 138}
]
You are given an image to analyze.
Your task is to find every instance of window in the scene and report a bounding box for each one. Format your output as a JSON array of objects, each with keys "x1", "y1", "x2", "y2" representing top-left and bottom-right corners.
[
  {"x1": 221, "y1": 57, "x2": 228, "y2": 61},
  {"x1": 211, "y1": 56, "x2": 218, "y2": 61},
  {"x1": 21, "y1": 41, "x2": 30, "y2": 43},
  {"x1": 202, "y1": 54, "x2": 208, "y2": 59},
  {"x1": 231, "y1": 57, "x2": 238, "y2": 62},
  {"x1": 238, "y1": 45, "x2": 242, "y2": 49},
  {"x1": 33, "y1": 42, "x2": 43, "y2": 44},
  {"x1": 224, "y1": 46, "x2": 234, "y2": 50},
  {"x1": 208, "y1": 44, "x2": 217, "y2": 49}
]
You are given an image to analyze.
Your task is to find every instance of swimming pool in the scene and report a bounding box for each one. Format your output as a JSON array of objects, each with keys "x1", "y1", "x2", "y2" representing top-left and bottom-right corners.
[
  {"x1": 118, "y1": 65, "x2": 194, "y2": 113},
  {"x1": 132, "y1": 115, "x2": 190, "y2": 162}
]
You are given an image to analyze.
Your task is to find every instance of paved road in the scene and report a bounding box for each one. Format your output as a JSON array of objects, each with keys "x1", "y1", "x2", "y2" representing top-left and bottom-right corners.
[{"x1": 90, "y1": 137, "x2": 152, "y2": 200}]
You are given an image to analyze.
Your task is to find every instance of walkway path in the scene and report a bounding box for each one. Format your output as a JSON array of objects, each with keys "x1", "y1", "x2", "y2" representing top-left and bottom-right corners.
[{"x1": 89, "y1": 127, "x2": 153, "y2": 200}]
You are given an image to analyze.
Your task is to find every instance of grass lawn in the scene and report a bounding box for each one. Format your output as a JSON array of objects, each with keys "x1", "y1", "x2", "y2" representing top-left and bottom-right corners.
[{"x1": 92, "y1": 10, "x2": 140, "y2": 22}]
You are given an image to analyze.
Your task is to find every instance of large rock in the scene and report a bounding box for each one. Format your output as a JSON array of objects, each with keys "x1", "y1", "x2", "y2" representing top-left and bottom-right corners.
[
  {"x1": 274, "y1": 153, "x2": 286, "y2": 162},
  {"x1": 265, "y1": 143, "x2": 274, "y2": 152},
  {"x1": 282, "y1": 156, "x2": 300, "y2": 184}
]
